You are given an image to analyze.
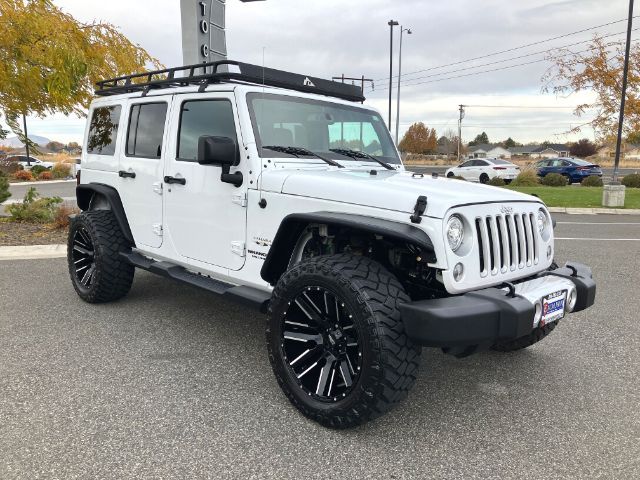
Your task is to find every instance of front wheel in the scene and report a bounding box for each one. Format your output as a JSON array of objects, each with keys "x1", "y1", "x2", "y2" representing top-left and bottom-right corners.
[
  {"x1": 479, "y1": 173, "x2": 490, "y2": 184},
  {"x1": 447, "y1": 171, "x2": 455, "y2": 178},
  {"x1": 266, "y1": 254, "x2": 421, "y2": 429}
]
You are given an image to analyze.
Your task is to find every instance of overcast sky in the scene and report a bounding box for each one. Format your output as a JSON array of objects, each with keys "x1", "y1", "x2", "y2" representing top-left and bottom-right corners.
[{"x1": 9, "y1": 0, "x2": 634, "y2": 145}]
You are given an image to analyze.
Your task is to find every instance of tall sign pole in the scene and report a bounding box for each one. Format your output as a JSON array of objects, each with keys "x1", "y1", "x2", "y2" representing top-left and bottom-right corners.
[
  {"x1": 613, "y1": 0, "x2": 634, "y2": 183},
  {"x1": 387, "y1": 20, "x2": 399, "y2": 131},
  {"x1": 180, "y1": 0, "x2": 264, "y2": 66}
]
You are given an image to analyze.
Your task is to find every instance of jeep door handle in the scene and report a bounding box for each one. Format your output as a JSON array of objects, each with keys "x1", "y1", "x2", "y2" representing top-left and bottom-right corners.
[
  {"x1": 164, "y1": 175, "x2": 186, "y2": 185},
  {"x1": 118, "y1": 170, "x2": 136, "y2": 179}
]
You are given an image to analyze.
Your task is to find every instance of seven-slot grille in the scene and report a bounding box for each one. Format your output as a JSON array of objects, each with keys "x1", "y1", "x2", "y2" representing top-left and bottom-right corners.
[{"x1": 475, "y1": 211, "x2": 539, "y2": 277}]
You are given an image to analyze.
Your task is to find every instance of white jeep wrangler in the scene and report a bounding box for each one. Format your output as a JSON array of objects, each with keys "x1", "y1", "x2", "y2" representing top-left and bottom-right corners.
[{"x1": 68, "y1": 61, "x2": 596, "y2": 429}]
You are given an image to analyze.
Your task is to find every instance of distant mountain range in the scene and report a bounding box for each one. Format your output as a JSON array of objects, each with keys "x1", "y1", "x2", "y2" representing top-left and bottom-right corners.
[{"x1": 0, "y1": 135, "x2": 52, "y2": 148}]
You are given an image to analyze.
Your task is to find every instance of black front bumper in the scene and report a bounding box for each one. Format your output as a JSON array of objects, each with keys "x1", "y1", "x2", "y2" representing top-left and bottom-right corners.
[{"x1": 399, "y1": 262, "x2": 596, "y2": 351}]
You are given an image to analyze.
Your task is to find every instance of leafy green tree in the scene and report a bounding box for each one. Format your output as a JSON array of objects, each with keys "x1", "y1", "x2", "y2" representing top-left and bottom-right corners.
[
  {"x1": 626, "y1": 131, "x2": 640, "y2": 144},
  {"x1": 503, "y1": 137, "x2": 518, "y2": 148},
  {"x1": 0, "y1": 0, "x2": 161, "y2": 145},
  {"x1": 469, "y1": 131, "x2": 489, "y2": 146}
]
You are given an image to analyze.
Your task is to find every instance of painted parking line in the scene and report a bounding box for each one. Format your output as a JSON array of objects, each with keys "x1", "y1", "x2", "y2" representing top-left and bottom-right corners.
[
  {"x1": 557, "y1": 222, "x2": 640, "y2": 225},
  {"x1": 0, "y1": 244, "x2": 66, "y2": 261},
  {"x1": 555, "y1": 237, "x2": 640, "y2": 241}
]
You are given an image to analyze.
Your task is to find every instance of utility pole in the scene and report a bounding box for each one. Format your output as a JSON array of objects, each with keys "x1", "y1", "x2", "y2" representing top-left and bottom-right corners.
[
  {"x1": 23, "y1": 114, "x2": 31, "y2": 167},
  {"x1": 332, "y1": 75, "x2": 374, "y2": 102},
  {"x1": 387, "y1": 20, "x2": 399, "y2": 130},
  {"x1": 457, "y1": 104, "x2": 465, "y2": 163},
  {"x1": 613, "y1": 0, "x2": 634, "y2": 183},
  {"x1": 395, "y1": 26, "x2": 412, "y2": 144}
]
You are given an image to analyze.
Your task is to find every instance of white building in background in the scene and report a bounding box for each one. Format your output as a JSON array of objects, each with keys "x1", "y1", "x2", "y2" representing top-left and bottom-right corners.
[{"x1": 467, "y1": 144, "x2": 512, "y2": 159}]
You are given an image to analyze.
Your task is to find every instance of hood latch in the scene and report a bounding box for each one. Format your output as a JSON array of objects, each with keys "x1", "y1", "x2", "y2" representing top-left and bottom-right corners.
[{"x1": 410, "y1": 195, "x2": 428, "y2": 224}]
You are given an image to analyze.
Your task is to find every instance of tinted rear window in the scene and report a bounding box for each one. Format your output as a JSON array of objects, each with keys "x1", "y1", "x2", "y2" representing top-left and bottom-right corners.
[
  {"x1": 571, "y1": 158, "x2": 591, "y2": 166},
  {"x1": 126, "y1": 103, "x2": 168, "y2": 158},
  {"x1": 87, "y1": 106, "x2": 122, "y2": 155},
  {"x1": 491, "y1": 159, "x2": 511, "y2": 165}
]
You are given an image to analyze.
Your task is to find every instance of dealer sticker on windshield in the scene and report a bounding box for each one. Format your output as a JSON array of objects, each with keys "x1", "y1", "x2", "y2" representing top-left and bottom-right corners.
[{"x1": 540, "y1": 290, "x2": 567, "y2": 326}]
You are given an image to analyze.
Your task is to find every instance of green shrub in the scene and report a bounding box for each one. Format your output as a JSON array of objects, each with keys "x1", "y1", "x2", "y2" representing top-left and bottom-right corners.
[
  {"x1": 6, "y1": 187, "x2": 63, "y2": 223},
  {"x1": 0, "y1": 171, "x2": 10, "y2": 204},
  {"x1": 487, "y1": 176, "x2": 506, "y2": 187},
  {"x1": 452, "y1": 175, "x2": 466, "y2": 181},
  {"x1": 541, "y1": 173, "x2": 568, "y2": 187},
  {"x1": 29, "y1": 165, "x2": 48, "y2": 176},
  {"x1": 581, "y1": 175, "x2": 603, "y2": 187},
  {"x1": 52, "y1": 162, "x2": 71, "y2": 179},
  {"x1": 510, "y1": 169, "x2": 540, "y2": 187},
  {"x1": 621, "y1": 173, "x2": 640, "y2": 188}
]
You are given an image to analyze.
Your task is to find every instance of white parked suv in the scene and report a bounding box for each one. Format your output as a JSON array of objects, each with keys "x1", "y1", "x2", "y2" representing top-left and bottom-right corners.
[
  {"x1": 446, "y1": 158, "x2": 520, "y2": 183},
  {"x1": 68, "y1": 61, "x2": 596, "y2": 428}
]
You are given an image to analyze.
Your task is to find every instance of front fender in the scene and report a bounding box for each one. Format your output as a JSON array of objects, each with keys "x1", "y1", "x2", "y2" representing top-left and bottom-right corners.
[{"x1": 260, "y1": 211, "x2": 437, "y2": 285}]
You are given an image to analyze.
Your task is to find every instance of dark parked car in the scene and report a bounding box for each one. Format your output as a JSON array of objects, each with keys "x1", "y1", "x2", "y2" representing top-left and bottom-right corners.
[{"x1": 534, "y1": 157, "x2": 602, "y2": 184}]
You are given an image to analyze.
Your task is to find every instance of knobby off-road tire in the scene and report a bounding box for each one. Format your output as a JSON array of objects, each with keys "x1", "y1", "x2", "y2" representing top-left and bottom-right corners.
[
  {"x1": 491, "y1": 321, "x2": 560, "y2": 352},
  {"x1": 266, "y1": 254, "x2": 421, "y2": 429},
  {"x1": 67, "y1": 210, "x2": 134, "y2": 303}
]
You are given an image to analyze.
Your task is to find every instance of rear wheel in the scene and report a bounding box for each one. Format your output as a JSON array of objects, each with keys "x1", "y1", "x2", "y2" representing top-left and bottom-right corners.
[
  {"x1": 563, "y1": 174, "x2": 572, "y2": 185},
  {"x1": 68, "y1": 210, "x2": 134, "y2": 303},
  {"x1": 266, "y1": 254, "x2": 421, "y2": 428}
]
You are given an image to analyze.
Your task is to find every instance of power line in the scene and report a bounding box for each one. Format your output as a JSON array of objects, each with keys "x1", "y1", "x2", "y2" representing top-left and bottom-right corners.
[
  {"x1": 375, "y1": 16, "x2": 639, "y2": 82},
  {"x1": 371, "y1": 39, "x2": 638, "y2": 92},
  {"x1": 388, "y1": 28, "x2": 636, "y2": 86}
]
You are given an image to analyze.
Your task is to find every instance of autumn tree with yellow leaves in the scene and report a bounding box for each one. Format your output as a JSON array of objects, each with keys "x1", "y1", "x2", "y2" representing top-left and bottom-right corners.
[
  {"x1": 544, "y1": 35, "x2": 640, "y2": 141},
  {"x1": 398, "y1": 122, "x2": 438, "y2": 154},
  {"x1": 0, "y1": 0, "x2": 161, "y2": 144}
]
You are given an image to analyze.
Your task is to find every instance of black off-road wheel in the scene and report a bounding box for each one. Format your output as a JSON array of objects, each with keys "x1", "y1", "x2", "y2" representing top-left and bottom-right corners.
[
  {"x1": 67, "y1": 210, "x2": 134, "y2": 303},
  {"x1": 491, "y1": 321, "x2": 559, "y2": 352},
  {"x1": 266, "y1": 254, "x2": 421, "y2": 429}
]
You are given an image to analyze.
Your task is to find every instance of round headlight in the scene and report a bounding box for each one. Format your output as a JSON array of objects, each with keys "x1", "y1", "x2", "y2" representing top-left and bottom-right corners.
[
  {"x1": 537, "y1": 209, "x2": 548, "y2": 235},
  {"x1": 447, "y1": 215, "x2": 464, "y2": 252}
]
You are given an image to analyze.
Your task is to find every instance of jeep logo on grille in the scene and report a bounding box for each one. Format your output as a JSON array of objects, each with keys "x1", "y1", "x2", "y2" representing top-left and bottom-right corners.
[{"x1": 500, "y1": 206, "x2": 514, "y2": 215}]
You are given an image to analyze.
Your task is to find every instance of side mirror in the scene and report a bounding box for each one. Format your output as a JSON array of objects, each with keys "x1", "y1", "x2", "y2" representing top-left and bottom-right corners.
[
  {"x1": 197, "y1": 135, "x2": 243, "y2": 187},
  {"x1": 198, "y1": 135, "x2": 238, "y2": 166}
]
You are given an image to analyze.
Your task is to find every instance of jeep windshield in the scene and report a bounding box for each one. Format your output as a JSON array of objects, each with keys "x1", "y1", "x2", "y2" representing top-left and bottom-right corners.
[{"x1": 247, "y1": 92, "x2": 401, "y2": 165}]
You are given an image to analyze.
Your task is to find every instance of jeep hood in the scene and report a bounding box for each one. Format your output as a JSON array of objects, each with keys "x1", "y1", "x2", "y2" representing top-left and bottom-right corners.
[{"x1": 264, "y1": 168, "x2": 541, "y2": 219}]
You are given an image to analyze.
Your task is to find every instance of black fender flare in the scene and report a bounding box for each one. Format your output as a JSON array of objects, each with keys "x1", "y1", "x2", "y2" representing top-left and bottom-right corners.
[
  {"x1": 76, "y1": 183, "x2": 135, "y2": 245},
  {"x1": 260, "y1": 212, "x2": 437, "y2": 285}
]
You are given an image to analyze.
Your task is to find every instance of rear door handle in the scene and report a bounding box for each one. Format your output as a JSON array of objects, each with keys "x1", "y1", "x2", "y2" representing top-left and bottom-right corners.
[
  {"x1": 119, "y1": 170, "x2": 136, "y2": 179},
  {"x1": 164, "y1": 175, "x2": 186, "y2": 185}
]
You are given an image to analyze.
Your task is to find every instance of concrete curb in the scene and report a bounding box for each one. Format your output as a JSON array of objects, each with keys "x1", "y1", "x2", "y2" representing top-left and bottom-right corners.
[
  {"x1": 548, "y1": 207, "x2": 640, "y2": 215},
  {"x1": 1, "y1": 196, "x2": 76, "y2": 206},
  {"x1": 9, "y1": 179, "x2": 76, "y2": 186},
  {"x1": 0, "y1": 244, "x2": 66, "y2": 261}
]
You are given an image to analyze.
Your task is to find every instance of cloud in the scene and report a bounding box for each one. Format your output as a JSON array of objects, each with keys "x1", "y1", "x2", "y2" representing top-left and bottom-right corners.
[{"x1": 14, "y1": 0, "x2": 631, "y2": 144}]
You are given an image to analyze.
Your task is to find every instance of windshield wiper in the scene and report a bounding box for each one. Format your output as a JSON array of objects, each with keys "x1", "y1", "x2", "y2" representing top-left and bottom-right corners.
[
  {"x1": 262, "y1": 145, "x2": 344, "y2": 168},
  {"x1": 329, "y1": 148, "x2": 395, "y2": 171}
]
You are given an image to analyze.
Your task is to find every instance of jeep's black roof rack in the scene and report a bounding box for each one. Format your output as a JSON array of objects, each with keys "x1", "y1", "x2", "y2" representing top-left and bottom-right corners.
[{"x1": 95, "y1": 60, "x2": 366, "y2": 102}]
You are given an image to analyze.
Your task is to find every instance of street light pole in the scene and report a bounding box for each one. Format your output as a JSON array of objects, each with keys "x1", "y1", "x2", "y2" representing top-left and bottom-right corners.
[
  {"x1": 395, "y1": 27, "x2": 412, "y2": 144},
  {"x1": 387, "y1": 20, "x2": 399, "y2": 130},
  {"x1": 613, "y1": 0, "x2": 634, "y2": 183}
]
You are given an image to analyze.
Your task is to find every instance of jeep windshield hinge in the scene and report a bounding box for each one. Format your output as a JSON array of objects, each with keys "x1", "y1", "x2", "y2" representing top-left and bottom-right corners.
[
  {"x1": 232, "y1": 192, "x2": 247, "y2": 207},
  {"x1": 410, "y1": 196, "x2": 428, "y2": 224}
]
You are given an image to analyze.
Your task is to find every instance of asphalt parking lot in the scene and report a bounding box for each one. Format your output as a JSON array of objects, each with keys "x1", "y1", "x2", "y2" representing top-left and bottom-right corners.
[{"x1": 1, "y1": 214, "x2": 638, "y2": 479}]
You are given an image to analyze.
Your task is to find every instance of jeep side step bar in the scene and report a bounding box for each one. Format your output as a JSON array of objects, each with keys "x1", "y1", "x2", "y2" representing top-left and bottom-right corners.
[{"x1": 121, "y1": 251, "x2": 271, "y2": 313}]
